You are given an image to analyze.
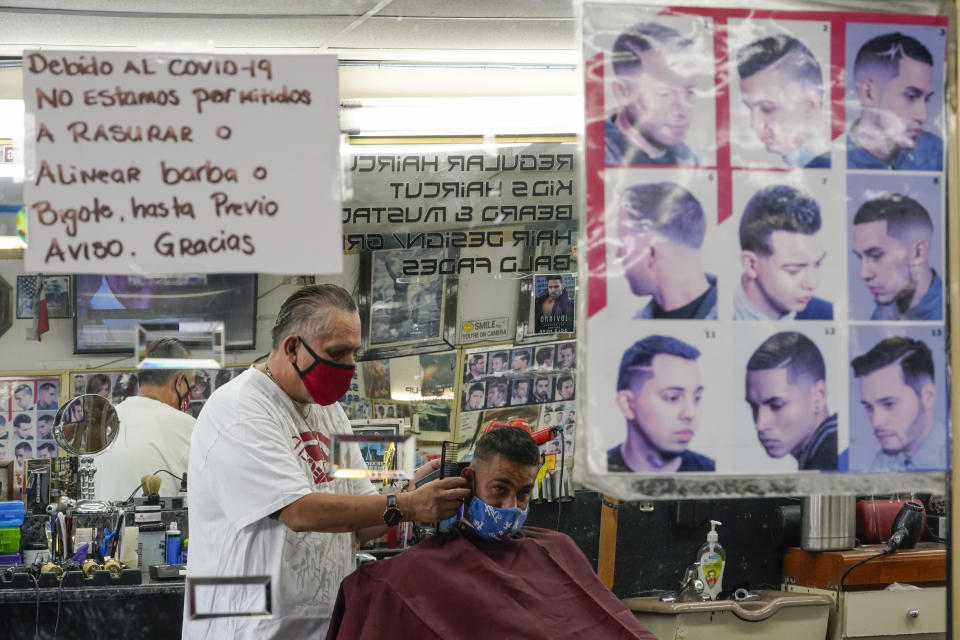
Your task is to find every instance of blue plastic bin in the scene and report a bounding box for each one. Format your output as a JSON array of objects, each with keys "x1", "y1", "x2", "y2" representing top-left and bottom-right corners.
[{"x1": 0, "y1": 501, "x2": 25, "y2": 528}]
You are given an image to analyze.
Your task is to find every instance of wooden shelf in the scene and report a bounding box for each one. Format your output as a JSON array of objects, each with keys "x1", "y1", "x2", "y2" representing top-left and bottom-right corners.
[{"x1": 783, "y1": 542, "x2": 946, "y2": 590}]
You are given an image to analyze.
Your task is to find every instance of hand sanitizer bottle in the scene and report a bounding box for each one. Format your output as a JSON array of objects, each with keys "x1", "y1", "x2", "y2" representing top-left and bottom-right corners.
[{"x1": 696, "y1": 520, "x2": 725, "y2": 600}]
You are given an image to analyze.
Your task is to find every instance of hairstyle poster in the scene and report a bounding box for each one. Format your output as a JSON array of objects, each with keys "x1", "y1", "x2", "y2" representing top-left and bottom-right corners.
[
  {"x1": 581, "y1": 3, "x2": 949, "y2": 498},
  {"x1": 0, "y1": 376, "x2": 63, "y2": 491},
  {"x1": 457, "y1": 340, "x2": 578, "y2": 461}
]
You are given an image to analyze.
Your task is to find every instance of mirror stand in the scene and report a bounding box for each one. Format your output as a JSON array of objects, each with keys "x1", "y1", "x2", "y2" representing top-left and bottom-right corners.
[{"x1": 78, "y1": 455, "x2": 97, "y2": 501}]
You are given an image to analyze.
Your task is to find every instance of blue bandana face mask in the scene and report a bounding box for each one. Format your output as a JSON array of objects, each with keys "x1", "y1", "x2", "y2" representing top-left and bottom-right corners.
[{"x1": 466, "y1": 495, "x2": 528, "y2": 541}]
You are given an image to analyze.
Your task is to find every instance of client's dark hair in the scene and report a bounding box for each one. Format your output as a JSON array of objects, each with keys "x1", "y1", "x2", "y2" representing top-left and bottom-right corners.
[{"x1": 473, "y1": 426, "x2": 540, "y2": 468}]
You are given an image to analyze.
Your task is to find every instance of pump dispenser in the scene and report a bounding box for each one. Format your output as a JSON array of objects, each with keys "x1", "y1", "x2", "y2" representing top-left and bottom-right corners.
[{"x1": 696, "y1": 520, "x2": 725, "y2": 600}]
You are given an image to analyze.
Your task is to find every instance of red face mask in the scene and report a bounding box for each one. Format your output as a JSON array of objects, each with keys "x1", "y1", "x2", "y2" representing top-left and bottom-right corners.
[
  {"x1": 294, "y1": 336, "x2": 356, "y2": 406},
  {"x1": 176, "y1": 376, "x2": 193, "y2": 413}
]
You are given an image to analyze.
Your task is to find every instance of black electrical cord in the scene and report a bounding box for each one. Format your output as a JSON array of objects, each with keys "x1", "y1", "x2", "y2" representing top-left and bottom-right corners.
[
  {"x1": 54, "y1": 566, "x2": 65, "y2": 636},
  {"x1": 838, "y1": 550, "x2": 888, "y2": 596},
  {"x1": 124, "y1": 468, "x2": 184, "y2": 503},
  {"x1": 925, "y1": 525, "x2": 946, "y2": 544},
  {"x1": 552, "y1": 426, "x2": 566, "y2": 531}
]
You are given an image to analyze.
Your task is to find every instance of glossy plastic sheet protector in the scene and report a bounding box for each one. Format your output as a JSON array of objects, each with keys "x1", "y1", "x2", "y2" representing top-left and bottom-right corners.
[{"x1": 576, "y1": 0, "x2": 953, "y2": 498}]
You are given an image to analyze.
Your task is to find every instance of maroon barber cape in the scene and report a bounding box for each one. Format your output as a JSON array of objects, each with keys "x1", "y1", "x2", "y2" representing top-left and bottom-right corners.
[{"x1": 326, "y1": 526, "x2": 656, "y2": 640}]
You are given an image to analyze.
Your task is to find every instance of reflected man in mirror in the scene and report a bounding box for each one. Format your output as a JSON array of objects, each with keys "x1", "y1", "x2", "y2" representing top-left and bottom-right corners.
[{"x1": 95, "y1": 338, "x2": 196, "y2": 501}]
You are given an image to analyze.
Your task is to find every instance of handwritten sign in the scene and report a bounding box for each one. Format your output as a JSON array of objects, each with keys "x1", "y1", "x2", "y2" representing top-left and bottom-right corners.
[{"x1": 22, "y1": 51, "x2": 342, "y2": 274}]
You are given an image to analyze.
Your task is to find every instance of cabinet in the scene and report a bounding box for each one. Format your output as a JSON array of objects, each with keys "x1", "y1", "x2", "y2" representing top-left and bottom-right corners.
[{"x1": 783, "y1": 543, "x2": 947, "y2": 640}]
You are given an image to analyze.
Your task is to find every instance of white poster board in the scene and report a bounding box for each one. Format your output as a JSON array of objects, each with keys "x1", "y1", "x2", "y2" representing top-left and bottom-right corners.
[
  {"x1": 22, "y1": 51, "x2": 342, "y2": 275},
  {"x1": 578, "y1": 3, "x2": 949, "y2": 498}
]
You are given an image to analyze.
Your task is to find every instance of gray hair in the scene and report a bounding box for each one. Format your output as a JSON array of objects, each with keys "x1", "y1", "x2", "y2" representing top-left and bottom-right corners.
[
  {"x1": 138, "y1": 338, "x2": 192, "y2": 386},
  {"x1": 271, "y1": 284, "x2": 358, "y2": 349}
]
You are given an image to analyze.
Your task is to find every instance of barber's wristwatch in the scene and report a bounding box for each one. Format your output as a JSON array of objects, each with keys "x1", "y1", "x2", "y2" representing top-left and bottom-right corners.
[{"x1": 383, "y1": 494, "x2": 404, "y2": 527}]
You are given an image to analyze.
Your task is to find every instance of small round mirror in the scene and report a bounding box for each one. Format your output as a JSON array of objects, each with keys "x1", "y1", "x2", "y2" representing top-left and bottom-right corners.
[{"x1": 53, "y1": 394, "x2": 120, "y2": 456}]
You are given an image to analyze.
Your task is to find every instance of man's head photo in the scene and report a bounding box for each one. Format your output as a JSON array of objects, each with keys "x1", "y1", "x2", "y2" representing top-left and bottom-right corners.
[
  {"x1": 735, "y1": 33, "x2": 829, "y2": 168},
  {"x1": 510, "y1": 379, "x2": 531, "y2": 406},
  {"x1": 745, "y1": 332, "x2": 836, "y2": 470},
  {"x1": 557, "y1": 343, "x2": 576, "y2": 370},
  {"x1": 488, "y1": 352, "x2": 509, "y2": 375},
  {"x1": 851, "y1": 188, "x2": 940, "y2": 321},
  {"x1": 847, "y1": 28, "x2": 944, "y2": 170},
  {"x1": 557, "y1": 374, "x2": 576, "y2": 401},
  {"x1": 532, "y1": 376, "x2": 554, "y2": 403},
  {"x1": 616, "y1": 182, "x2": 717, "y2": 320},
  {"x1": 851, "y1": 335, "x2": 943, "y2": 471},
  {"x1": 12, "y1": 414, "x2": 33, "y2": 440},
  {"x1": 36, "y1": 414, "x2": 54, "y2": 440},
  {"x1": 465, "y1": 354, "x2": 487, "y2": 381},
  {"x1": 485, "y1": 380, "x2": 508, "y2": 409},
  {"x1": 534, "y1": 345, "x2": 555, "y2": 370},
  {"x1": 13, "y1": 384, "x2": 33, "y2": 411},
  {"x1": 37, "y1": 382, "x2": 59, "y2": 411},
  {"x1": 510, "y1": 348, "x2": 532, "y2": 373},
  {"x1": 15, "y1": 441, "x2": 32, "y2": 466},
  {"x1": 605, "y1": 21, "x2": 707, "y2": 167},
  {"x1": 609, "y1": 335, "x2": 714, "y2": 473},
  {"x1": 533, "y1": 274, "x2": 576, "y2": 334},
  {"x1": 37, "y1": 442, "x2": 57, "y2": 459},
  {"x1": 735, "y1": 184, "x2": 831, "y2": 321}
]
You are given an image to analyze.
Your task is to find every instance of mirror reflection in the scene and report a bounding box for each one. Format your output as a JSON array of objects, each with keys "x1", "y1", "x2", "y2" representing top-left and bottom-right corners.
[{"x1": 53, "y1": 394, "x2": 120, "y2": 456}]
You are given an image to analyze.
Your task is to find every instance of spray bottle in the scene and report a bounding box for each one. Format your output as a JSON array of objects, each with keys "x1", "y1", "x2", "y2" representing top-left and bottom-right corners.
[{"x1": 696, "y1": 520, "x2": 725, "y2": 600}]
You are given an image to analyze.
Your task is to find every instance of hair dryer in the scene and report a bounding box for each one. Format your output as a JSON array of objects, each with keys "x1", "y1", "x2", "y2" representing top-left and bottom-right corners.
[{"x1": 883, "y1": 501, "x2": 924, "y2": 554}]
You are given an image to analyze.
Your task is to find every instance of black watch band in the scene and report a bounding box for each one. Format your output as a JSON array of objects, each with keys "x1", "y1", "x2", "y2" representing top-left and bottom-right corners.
[{"x1": 383, "y1": 493, "x2": 404, "y2": 527}]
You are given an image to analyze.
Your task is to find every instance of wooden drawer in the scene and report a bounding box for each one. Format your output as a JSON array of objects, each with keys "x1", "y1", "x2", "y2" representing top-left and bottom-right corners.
[{"x1": 843, "y1": 587, "x2": 946, "y2": 637}]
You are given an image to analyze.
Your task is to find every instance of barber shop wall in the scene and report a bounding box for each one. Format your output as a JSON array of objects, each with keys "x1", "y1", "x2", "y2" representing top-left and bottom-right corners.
[
  {"x1": 0, "y1": 258, "x2": 358, "y2": 371},
  {"x1": 527, "y1": 493, "x2": 794, "y2": 597}
]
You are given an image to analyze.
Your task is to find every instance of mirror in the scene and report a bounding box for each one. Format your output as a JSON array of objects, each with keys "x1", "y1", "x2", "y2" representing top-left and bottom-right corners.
[{"x1": 53, "y1": 394, "x2": 120, "y2": 457}]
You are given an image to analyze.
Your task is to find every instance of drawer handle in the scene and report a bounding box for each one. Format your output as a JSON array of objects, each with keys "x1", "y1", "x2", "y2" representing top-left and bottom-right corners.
[{"x1": 908, "y1": 609, "x2": 920, "y2": 619}]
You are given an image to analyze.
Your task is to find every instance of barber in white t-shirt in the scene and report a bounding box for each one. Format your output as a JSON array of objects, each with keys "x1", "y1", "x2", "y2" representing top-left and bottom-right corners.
[
  {"x1": 182, "y1": 284, "x2": 469, "y2": 640},
  {"x1": 95, "y1": 338, "x2": 196, "y2": 501}
]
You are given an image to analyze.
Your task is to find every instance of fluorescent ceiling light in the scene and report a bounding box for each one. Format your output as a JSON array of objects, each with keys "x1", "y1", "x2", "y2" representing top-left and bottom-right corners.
[{"x1": 340, "y1": 96, "x2": 580, "y2": 136}]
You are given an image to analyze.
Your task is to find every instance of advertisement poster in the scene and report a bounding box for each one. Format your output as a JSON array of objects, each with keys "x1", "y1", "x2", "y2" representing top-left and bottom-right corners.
[
  {"x1": 458, "y1": 340, "x2": 577, "y2": 461},
  {"x1": 0, "y1": 376, "x2": 63, "y2": 490},
  {"x1": 580, "y1": 3, "x2": 948, "y2": 496}
]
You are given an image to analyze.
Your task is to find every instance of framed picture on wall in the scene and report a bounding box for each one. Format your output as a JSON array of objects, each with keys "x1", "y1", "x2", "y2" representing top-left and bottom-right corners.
[
  {"x1": 16, "y1": 275, "x2": 73, "y2": 319},
  {"x1": 0, "y1": 276, "x2": 11, "y2": 340},
  {"x1": 357, "y1": 247, "x2": 458, "y2": 359},
  {"x1": 0, "y1": 461, "x2": 13, "y2": 500}
]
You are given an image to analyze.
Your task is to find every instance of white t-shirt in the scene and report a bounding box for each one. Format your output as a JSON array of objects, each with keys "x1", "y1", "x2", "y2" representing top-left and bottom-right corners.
[
  {"x1": 182, "y1": 367, "x2": 378, "y2": 640},
  {"x1": 95, "y1": 396, "x2": 195, "y2": 501}
]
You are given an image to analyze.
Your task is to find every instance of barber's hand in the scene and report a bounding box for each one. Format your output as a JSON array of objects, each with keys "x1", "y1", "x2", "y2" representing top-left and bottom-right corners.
[
  {"x1": 401, "y1": 476, "x2": 470, "y2": 523},
  {"x1": 411, "y1": 458, "x2": 441, "y2": 487}
]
